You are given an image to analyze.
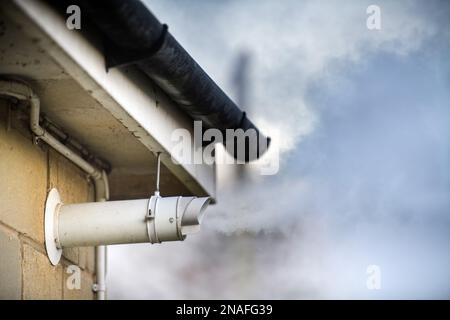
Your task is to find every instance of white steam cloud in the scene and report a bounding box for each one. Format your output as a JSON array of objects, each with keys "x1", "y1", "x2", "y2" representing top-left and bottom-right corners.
[{"x1": 108, "y1": 0, "x2": 450, "y2": 299}]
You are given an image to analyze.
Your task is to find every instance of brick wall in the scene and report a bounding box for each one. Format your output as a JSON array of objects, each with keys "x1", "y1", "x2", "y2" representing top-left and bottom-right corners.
[{"x1": 0, "y1": 100, "x2": 96, "y2": 299}]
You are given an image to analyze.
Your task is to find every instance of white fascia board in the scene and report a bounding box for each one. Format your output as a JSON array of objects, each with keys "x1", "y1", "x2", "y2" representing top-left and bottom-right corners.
[{"x1": 11, "y1": 0, "x2": 216, "y2": 198}]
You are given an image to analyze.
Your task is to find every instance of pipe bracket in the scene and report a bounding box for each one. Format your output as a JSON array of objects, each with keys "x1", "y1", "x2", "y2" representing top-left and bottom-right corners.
[
  {"x1": 92, "y1": 283, "x2": 106, "y2": 293},
  {"x1": 145, "y1": 195, "x2": 159, "y2": 243}
]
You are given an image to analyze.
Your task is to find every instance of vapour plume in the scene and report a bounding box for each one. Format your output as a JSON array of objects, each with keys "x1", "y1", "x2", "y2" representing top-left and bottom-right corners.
[{"x1": 108, "y1": 0, "x2": 450, "y2": 299}]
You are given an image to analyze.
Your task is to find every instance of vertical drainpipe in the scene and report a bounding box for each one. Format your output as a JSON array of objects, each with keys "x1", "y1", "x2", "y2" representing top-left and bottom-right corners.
[
  {"x1": 0, "y1": 80, "x2": 109, "y2": 300},
  {"x1": 93, "y1": 173, "x2": 109, "y2": 300}
]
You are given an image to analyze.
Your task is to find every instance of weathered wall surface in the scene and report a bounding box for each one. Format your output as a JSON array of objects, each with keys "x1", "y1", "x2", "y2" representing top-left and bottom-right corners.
[{"x1": 0, "y1": 101, "x2": 96, "y2": 299}]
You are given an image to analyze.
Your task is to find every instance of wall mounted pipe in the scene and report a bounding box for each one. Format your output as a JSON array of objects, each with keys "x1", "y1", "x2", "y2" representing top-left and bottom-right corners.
[
  {"x1": 0, "y1": 79, "x2": 108, "y2": 300},
  {"x1": 46, "y1": 189, "x2": 210, "y2": 249},
  {"x1": 0, "y1": 80, "x2": 109, "y2": 199}
]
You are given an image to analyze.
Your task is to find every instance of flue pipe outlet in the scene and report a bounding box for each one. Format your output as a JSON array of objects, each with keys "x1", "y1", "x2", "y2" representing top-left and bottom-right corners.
[{"x1": 45, "y1": 189, "x2": 210, "y2": 252}]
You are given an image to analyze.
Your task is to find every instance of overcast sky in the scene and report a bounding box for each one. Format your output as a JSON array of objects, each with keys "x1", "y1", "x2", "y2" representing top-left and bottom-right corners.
[{"x1": 109, "y1": 0, "x2": 450, "y2": 299}]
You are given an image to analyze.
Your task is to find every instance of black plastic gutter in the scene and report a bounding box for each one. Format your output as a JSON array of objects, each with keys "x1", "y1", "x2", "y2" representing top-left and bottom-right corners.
[{"x1": 46, "y1": 0, "x2": 270, "y2": 161}]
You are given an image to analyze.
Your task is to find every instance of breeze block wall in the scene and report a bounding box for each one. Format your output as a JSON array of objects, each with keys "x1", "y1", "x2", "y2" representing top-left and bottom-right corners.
[{"x1": 0, "y1": 100, "x2": 96, "y2": 299}]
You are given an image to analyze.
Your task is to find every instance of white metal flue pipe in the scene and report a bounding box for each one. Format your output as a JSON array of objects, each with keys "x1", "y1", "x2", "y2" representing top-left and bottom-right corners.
[
  {"x1": 55, "y1": 195, "x2": 210, "y2": 248},
  {"x1": 58, "y1": 199, "x2": 149, "y2": 247},
  {"x1": 0, "y1": 80, "x2": 109, "y2": 300}
]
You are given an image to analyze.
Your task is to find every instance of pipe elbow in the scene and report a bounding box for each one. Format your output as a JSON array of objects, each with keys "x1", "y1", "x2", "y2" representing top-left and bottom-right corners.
[{"x1": 93, "y1": 170, "x2": 110, "y2": 202}]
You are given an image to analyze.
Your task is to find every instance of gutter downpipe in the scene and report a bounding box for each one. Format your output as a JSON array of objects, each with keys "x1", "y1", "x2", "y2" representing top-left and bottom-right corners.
[{"x1": 0, "y1": 80, "x2": 109, "y2": 300}]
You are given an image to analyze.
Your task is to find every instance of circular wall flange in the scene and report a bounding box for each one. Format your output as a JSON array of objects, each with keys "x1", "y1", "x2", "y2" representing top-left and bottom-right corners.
[{"x1": 45, "y1": 188, "x2": 62, "y2": 265}]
